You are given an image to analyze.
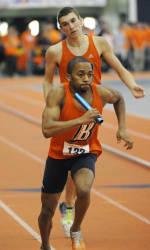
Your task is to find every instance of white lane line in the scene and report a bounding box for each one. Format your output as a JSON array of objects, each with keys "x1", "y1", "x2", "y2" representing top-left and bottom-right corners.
[
  {"x1": 0, "y1": 102, "x2": 149, "y2": 168},
  {"x1": 3, "y1": 92, "x2": 44, "y2": 106},
  {"x1": 92, "y1": 188, "x2": 150, "y2": 225},
  {"x1": 0, "y1": 90, "x2": 149, "y2": 140},
  {"x1": 0, "y1": 101, "x2": 41, "y2": 125},
  {"x1": 0, "y1": 200, "x2": 56, "y2": 250},
  {"x1": 103, "y1": 144, "x2": 150, "y2": 168},
  {"x1": 0, "y1": 135, "x2": 150, "y2": 226},
  {"x1": 0, "y1": 136, "x2": 44, "y2": 164},
  {"x1": 104, "y1": 123, "x2": 150, "y2": 141}
]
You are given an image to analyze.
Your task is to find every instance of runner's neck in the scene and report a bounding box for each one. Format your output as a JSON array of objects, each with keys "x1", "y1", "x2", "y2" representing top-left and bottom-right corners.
[{"x1": 66, "y1": 34, "x2": 87, "y2": 47}]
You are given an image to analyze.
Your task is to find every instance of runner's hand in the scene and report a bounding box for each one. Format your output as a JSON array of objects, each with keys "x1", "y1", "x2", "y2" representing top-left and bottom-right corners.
[
  {"x1": 81, "y1": 108, "x2": 101, "y2": 124},
  {"x1": 116, "y1": 128, "x2": 133, "y2": 150},
  {"x1": 131, "y1": 85, "x2": 145, "y2": 98}
]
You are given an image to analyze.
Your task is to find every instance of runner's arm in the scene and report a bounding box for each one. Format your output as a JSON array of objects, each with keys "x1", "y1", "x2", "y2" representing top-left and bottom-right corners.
[
  {"x1": 43, "y1": 46, "x2": 58, "y2": 101},
  {"x1": 100, "y1": 38, "x2": 144, "y2": 98},
  {"x1": 99, "y1": 86, "x2": 133, "y2": 149},
  {"x1": 42, "y1": 88, "x2": 100, "y2": 138}
]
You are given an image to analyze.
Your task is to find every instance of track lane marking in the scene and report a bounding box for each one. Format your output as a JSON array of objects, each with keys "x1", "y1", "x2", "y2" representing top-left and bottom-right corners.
[
  {"x1": 0, "y1": 102, "x2": 149, "y2": 168},
  {"x1": 0, "y1": 200, "x2": 56, "y2": 250},
  {"x1": 0, "y1": 91, "x2": 149, "y2": 140},
  {"x1": 0, "y1": 135, "x2": 150, "y2": 225}
]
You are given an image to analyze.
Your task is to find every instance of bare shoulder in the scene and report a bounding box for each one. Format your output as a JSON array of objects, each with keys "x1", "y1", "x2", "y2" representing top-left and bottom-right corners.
[
  {"x1": 47, "y1": 41, "x2": 62, "y2": 54},
  {"x1": 46, "y1": 41, "x2": 62, "y2": 63},
  {"x1": 93, "y1": 36, "x2": 112, "y2": 54},
  {"x1": 93, "y1": 35, "x2": 110, "y2": 46},
  {"x1": 96, "y1": 85, "x2": 120, "y2": 105},
  {"x1": 46, "y1": 84, "x2": 65, "y2": 107},
  {"x1": 96, "y1": 84, "x2": 110, "y2": 97}
]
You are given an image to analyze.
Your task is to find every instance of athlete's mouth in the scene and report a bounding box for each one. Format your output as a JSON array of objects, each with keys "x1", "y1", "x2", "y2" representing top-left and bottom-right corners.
[
  {"x1": 80, "y1": 84, "x2": 90, "y2": 88},
  {"x1": 71, "y1": 30, "x2": 77, "y2": 34}
]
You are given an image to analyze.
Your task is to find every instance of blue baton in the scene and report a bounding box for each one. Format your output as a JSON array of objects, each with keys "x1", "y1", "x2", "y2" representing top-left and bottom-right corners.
[{"x1": 74, "y1": 92, "x2": 103, "y2": 124}]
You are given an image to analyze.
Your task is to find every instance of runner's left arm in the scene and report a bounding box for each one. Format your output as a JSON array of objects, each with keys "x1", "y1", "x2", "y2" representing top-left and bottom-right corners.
[
  {"x1": 99, "y1": 86, "x2": 133, "y2": 150},
  {"x1": 100, "y1": 38, "x2": 144, "y2": 98}
]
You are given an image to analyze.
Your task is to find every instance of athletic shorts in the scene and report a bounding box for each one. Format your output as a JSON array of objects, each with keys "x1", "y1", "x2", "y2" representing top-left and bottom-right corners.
[{"x1": 42, "y1": 153, "x2": 97, "y2": 194}]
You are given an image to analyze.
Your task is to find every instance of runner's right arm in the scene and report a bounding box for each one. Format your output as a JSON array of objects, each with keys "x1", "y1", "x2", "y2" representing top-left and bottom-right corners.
[
  {"x1": 42, "y1": 87, "x2": 100, "y2": 138},
  {"x1": 43, "y1": 44, "x2": 61, "y2": 100}
]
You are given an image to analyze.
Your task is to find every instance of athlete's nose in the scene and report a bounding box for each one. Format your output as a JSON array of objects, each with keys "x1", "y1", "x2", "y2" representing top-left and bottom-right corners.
[
  {"x1": 69, "y1": 22, "x2": 75, "y2": 29},
  {"x1": 83, "y1": 74, "x2": 89, "y2": 81}
]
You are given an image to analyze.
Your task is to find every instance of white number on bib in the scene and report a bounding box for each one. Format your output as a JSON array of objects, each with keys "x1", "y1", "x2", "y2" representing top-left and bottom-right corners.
[{"x1": 63, "y1": 141, "x2": 89, "y2": 155}]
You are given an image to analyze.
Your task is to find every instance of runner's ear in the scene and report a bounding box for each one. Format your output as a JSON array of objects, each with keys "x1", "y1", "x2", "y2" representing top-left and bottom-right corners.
[
  {"x1": 80, "y1": 17, "x2": 84, "y2": 26},
  {"x1": 67, "y1": 73, "x2": 71, "y2": 81}
]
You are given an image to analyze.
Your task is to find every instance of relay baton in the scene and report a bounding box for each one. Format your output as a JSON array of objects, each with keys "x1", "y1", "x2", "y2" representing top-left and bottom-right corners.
[{"x1": 74, "y1": 92, "x2": 103, "y2": 124}]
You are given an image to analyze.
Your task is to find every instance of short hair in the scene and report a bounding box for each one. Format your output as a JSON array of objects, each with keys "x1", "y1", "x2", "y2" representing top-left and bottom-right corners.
[
  {"x1": 67, "y1": 56, "x2": 93, "y2": 75},
  {"x1": 57, "y1": 7, "x2": 81, "y2": 24}
]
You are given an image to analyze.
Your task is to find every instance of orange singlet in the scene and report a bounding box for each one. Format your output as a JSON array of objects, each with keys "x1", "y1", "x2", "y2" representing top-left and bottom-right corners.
[
  {"x1": 48, "y1": 82, "x2": 103, "y2": 159},
  {"x1": 59, "y1": 34, "x2": 102, "y2": 84}
]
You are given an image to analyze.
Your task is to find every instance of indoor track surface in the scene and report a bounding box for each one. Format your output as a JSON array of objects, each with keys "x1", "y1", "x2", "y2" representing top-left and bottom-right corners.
[{"x1": 0, "y1": 72, "x2": 150, "y2": 250}]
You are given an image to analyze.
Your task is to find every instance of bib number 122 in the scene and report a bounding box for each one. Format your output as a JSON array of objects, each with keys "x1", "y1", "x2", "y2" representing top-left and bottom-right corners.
[{"x1": 68, "y1": 147, "x2": 86, "y2": 154}]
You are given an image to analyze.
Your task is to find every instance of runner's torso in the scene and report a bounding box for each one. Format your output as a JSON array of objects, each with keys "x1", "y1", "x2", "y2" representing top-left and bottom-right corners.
[
  {"x1": 48, "y1": 82, "x2": 103, "y2": 159},
  {"x1": 59, "y1": 34, "x2": 102, "y2": 84}
]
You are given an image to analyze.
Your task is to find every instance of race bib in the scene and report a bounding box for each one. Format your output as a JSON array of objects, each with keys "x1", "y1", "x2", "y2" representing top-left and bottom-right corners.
[{"x1": 63, "y1": 141, "x2": 89, "y2": 155}]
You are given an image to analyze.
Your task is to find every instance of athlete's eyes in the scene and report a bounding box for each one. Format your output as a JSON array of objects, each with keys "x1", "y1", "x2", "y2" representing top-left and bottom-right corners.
[
  {"x1": 61, "y1": 18, "x2": 77, "y2": 28},
  {"x1": 77, "y1": 72, "x2": 86, "y2": 77},
  {"x1": 77, "y1": 72, "x2": 93, "y2": 78},
  {"x1": 87, "y1": 72, "x2": 93, "y2": 77},
  {"x1": 61, "y1": 22, "x2": 68, "y2": 27},
  {"x1": 71, "y1": 18, "x2": 77, "y2": 23},
  {"x1": 78, "y1": 74, "x2": 84, "y2": 78}
]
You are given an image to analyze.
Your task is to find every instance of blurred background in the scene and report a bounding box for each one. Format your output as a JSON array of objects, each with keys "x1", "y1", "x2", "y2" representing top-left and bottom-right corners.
[
  {"x1": 0, "y1": 0, "x2": 149, "y2": 77},
  {"x1": 0, "y1": 3, "x2": 149, "y2": 249}
]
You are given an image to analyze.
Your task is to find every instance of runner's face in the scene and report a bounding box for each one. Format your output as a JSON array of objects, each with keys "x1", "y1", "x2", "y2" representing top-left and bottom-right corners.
[
  {"x1": 70, "y1": 62, "x2": 93, "y2": 92},
  {"x1": 59, "y1": 12, "x2": 83, "y2": 37}
]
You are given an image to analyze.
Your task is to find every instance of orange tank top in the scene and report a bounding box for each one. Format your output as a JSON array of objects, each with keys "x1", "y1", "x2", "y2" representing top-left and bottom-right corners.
[
  {"x1": 48, "y1": 82, "x2": 103, "y2": 159},
  {"x1": 59, "y1": 34, "x2": 102, "y2": 84}
]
